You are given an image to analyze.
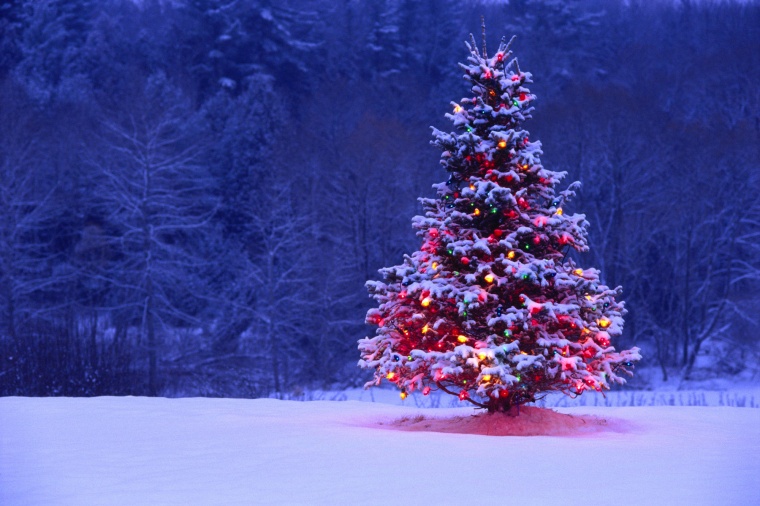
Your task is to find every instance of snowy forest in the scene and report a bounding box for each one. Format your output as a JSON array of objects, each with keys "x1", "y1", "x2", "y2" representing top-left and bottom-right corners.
[{"x1": 0, "y1": 0, "x2": 759, "y2": 398}]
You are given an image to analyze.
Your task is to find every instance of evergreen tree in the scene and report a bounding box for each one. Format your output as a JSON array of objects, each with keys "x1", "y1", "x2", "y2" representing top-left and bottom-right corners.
[{"x1": 359, "y1": 32, "x2": 640, "y2": 412}]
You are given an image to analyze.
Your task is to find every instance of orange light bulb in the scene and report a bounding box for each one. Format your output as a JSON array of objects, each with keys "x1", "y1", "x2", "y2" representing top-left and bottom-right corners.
[
  {"x1": 498, "y1": 140, "x2": 507, "y2": 149},
  {"x1": 507, "y1": 251, "x2": 516, "y2": 260}
]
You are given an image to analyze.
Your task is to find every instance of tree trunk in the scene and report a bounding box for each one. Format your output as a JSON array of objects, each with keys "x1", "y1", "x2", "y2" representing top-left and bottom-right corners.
[
  {"x1": 146, "y1": 280, "x2": 157, "y2": 396},
  {"x1": 266, "y1": 251, "x2": 280, "y2": 396},
  {"x1": 90, "y1": 311, "x2": 98, "y2": 366},
  {"x1": 683, "y1": 337, "x2": 705, "y2": 380},
  {"x1": 681, "y1": 228, "x2": 693, "y2": 366}
]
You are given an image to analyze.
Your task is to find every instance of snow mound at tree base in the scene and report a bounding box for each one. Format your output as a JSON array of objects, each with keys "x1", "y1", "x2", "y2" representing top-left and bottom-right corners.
[{"x1": 384, "y1": 406, "x2": 629, "y2": 436}]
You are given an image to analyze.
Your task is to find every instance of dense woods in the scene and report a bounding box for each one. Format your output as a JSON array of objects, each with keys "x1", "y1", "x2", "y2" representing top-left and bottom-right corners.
[{"x1": 0, "y1": 0, "x2": 758, "y2": 397}]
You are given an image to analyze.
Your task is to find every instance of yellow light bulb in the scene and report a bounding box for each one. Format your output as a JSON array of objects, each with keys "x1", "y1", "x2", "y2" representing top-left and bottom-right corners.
[
  {"x1": 432, "y1": 262, "x2": 438, "y2": 270},
  {"x1": 478, "y1": 352, "x2": 487, "y2": 360},
  {"x1": 522, "y1": 164, "x2": 529, "y2": 170},
  {"x1": 556, "y1": 208, "x2": 563, "y2": 215},
  {"x1": 387, "y1": 372, "x2": 395, "y2": 380},
  {"x1": 484, "y1": 274, "x2": 494, "y2": 283},
  {"x1": 469, "y1": 184, "x2": 476, "y2": 191},
  {"x1": 498, "y1": 140, "x2": 507, "y2": 149},
  {"x1": 473, "y1": 208, "x2": 481, "y2": 216},
  {"x1": 598, "y1": 318, "x2": 611, "y2": 329},
  {"x1": 574, "y1": 268, "x2": 584, "y2": 276},
  {"x1": 422, "y1": 324, "x2": 430, "y2": 334},
  {"x1": 507, "y1": 251, "x2": 516, "y2": 260},
  {"x1": 400, "y1": 391, "x2": 407, "y2": 400},
  {"x1": 454, "y1": 105, "x2": 462, "y2": 113},
  {"x1": 482, "y1": 374, "x2": 492, "y2": 382},
  {"x1": 421, "y1": 297, "x2": 431, "y2": 307},
  {"x1": 457, "y1": 335, "x2": 468, "y2": 343}
]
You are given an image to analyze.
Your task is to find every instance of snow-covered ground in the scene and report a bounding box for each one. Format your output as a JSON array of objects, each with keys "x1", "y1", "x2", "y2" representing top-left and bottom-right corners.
[{"x1": 2, "y1": 396, "x2": 759, "y2": 505}]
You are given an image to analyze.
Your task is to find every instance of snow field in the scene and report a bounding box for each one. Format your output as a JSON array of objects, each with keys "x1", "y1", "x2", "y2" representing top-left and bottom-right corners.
[{"x1": 1, "y1": 397, "x2": 759, "y2": 505}]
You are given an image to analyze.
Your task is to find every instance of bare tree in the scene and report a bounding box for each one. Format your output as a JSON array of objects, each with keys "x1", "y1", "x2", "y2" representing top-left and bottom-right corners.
[{"x1": 90, "y1": 73, "x2": 216, "y2": 395}]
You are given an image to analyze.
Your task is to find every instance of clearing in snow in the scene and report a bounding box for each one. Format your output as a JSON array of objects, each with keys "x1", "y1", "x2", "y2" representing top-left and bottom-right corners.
[{"x1": 1, "y1": 397, "x2": 758, "y2": 505}]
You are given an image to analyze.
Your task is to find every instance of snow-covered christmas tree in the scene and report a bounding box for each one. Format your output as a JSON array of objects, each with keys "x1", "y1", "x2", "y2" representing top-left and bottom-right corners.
[{"x1": 358, "y1": 31, "x2": 641, "y2": 413}]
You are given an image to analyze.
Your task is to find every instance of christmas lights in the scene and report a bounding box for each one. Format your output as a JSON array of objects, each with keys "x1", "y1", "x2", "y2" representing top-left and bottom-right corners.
[{"x1": 358, "y1": 31, "x2": 641, "y2": 413}]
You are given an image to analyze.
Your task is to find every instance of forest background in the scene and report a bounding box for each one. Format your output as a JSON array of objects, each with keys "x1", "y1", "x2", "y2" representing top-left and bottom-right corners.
[{"x1": 1, "y1": 0, "x2": 758, "y2": 397}]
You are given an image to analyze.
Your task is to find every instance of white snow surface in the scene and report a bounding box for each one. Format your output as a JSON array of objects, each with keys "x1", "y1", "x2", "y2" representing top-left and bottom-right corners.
[{"x1": 1, "y1": 396, "x2": 759, "y2": 505}]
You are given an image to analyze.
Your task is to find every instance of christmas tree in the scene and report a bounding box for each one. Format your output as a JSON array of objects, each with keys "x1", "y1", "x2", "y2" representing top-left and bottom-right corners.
[{"x1": 358, "y1": 31, "x2": 641, "y2": 413}]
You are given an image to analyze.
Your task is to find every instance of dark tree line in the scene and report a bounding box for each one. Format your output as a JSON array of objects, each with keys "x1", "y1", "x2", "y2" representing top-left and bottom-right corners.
[{"x1": 1, "y1": 0, "x2": 758, "y2": 397}]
